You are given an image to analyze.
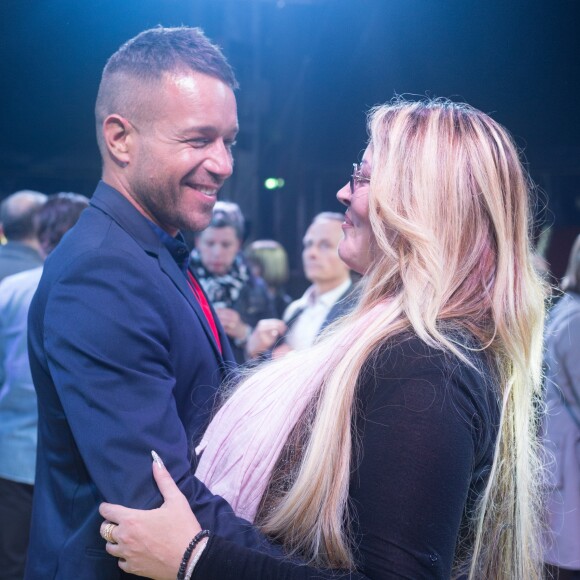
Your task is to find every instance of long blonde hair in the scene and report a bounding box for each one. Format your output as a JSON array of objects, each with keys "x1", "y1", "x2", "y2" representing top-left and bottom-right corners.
[{"x1": 216, "y1": 99, "x2": 547, "y2": 578}]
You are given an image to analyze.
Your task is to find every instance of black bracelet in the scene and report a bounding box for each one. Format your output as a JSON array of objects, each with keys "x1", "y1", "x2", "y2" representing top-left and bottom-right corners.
[{"x1": 177, "y1": 530, "x2": 211, "y2": 580}]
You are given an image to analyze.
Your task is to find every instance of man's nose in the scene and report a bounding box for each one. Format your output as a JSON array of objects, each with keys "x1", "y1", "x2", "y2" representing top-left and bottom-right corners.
[
  {"x1": 205, "y1": 141, "x2": 234, "y2": 179},
  {"x1": 305, "y1": 245, "x2": 318, "y2": 259}
]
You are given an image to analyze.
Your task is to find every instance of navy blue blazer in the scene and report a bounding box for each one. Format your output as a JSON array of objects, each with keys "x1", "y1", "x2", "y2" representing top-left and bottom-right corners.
[{"x1": 26, "y1": 182, "x2": 276, "y2": 579}]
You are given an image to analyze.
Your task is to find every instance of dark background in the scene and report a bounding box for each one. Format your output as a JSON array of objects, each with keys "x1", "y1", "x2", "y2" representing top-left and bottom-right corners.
[{"x1": 1, "y1": 0, "x2": 579, "y2": 280}]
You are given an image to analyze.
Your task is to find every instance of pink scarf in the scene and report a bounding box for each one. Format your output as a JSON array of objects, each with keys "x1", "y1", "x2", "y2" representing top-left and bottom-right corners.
[
  {"x1": 194, "y1": 349, "x2": 329, "y2": 522},
  {"x1": 194, "y1": 302, "x2": 389, "y2": 523}
]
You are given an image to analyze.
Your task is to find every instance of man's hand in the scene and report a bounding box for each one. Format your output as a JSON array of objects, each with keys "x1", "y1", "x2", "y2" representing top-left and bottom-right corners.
[
  {"x1": 272, "y1": 342, "x2": 293, "y2": 359},
  {"x1": 246, "y1": 318, "x2": 287, "y2": 358}
]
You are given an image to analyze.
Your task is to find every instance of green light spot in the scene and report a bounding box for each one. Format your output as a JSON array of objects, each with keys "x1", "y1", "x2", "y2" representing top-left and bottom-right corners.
[{"x1": 264, "y1": 177, "x2": 285, "y2": 190}]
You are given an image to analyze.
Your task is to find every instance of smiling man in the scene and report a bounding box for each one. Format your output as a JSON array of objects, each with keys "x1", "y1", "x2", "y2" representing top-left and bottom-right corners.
[{"x1": 25, "y1": 28, "x2": 271, "y2": 579}]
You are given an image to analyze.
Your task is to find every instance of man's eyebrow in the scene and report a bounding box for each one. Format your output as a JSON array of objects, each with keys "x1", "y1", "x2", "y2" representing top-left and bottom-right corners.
[{"x1": 181, "y1": 125, "x2": 239, "y2": 136}]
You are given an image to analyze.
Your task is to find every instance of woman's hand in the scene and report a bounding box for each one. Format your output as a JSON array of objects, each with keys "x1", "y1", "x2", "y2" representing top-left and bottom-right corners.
[{"x1": 99, "y1": 452, "x2": 201, "y2": 580}]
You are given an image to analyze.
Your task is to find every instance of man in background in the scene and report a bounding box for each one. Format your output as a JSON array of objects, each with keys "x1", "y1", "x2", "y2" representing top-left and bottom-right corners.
[
  {"x1": 0, "y1": 190, "x2": 46, "y2": 281},
  {"x1": 247, "y1": 212, "x2": 357, "y2": 358},
  {"x1": 0, "y1": 193, "x2": 89, "y2": 580}
]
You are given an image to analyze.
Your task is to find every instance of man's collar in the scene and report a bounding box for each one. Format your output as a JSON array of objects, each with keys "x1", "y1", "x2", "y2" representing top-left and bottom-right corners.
[
  {"x1": 1, "y1": 240, "x2": 42, "y2": 257},
  {"x1": 309, "y1": 278, "x2": 352, "y2": 307},
  {"x1": 146, "y1": 221, "x2": 190, "y2": 275}
]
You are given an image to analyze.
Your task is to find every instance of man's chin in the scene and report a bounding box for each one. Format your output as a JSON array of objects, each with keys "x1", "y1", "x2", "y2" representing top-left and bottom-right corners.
[
  {"x1": 182, "y1": 212, "x2": 214, "y2": 234},
  {"x1": 304, "y1": 265, "x2": 321, "y2": 277}
]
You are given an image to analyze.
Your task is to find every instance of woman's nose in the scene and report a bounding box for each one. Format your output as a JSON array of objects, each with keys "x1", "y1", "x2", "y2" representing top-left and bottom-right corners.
[{"x1": 336, "y1": 182, "x2": 350, "y2": 207}]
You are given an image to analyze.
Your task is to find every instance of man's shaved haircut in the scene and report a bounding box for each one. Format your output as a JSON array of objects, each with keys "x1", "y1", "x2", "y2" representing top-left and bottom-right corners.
[{"x1": 95, "y1": 26, "x2": 238, "y2": 156}]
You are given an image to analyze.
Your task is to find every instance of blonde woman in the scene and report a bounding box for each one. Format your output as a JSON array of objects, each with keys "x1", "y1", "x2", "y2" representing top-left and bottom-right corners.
[
  {"x1": 100, "y1": 99, "x2": 546, "y2": 579},
  {"x1": 245, "y1": 239, "x2": 293, "y2": 318}
]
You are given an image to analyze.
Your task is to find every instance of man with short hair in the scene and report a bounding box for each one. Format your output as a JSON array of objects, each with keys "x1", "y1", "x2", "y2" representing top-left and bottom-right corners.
[
  {"x1": 26, "y1": 27, "x2": 269, "y2": 579},
  {"x1": 247, "y1": 212, "x2": 357, "y2": 359},
  {"x1": 0, "y1": 190, "x2": 46, "y2": 281},
  {"x1": 0, "y1": 193, "x2": 89, "y2": 580},
  {"x1": 283, "y1": 212, "x2": 354, "y2": 350}
]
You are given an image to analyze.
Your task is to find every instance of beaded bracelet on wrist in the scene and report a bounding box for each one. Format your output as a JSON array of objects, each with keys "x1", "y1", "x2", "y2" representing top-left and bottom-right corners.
[
  {"x1": 184, "y1": 537, "x2": 209, "y2": 580},
  {"x1": 177, "y1": 530, "x2": 211, "y2": 580}
]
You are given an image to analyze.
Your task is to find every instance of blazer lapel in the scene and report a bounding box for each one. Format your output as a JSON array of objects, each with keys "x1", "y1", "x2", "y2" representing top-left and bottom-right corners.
[
  {"x1": 157, "y1": 247, "x2": 226, "y2": 364},
  {"x1": 90, "y1": 181, "x2": 228, "y2": 365}
]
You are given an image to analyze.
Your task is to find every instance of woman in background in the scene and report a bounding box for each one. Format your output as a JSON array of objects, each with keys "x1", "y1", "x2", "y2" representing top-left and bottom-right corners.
[
  {"x1": 190, "y1": 202, "x2": 276, "y2": 364},
  {"x1": 245, "y1": 239, "x2": 293, "y2": 318},
  {"x1": 543, "y1": 234, "x2": 580, "y2": 580},
  {"x1": 101, "y1": 99, "x2": 547, "y2": 579}
]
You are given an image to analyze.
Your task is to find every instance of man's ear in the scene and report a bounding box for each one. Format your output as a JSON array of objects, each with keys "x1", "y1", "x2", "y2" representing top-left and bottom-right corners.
[{"x1": 102, "y1": 114, "x2": 134, "y2": 167}]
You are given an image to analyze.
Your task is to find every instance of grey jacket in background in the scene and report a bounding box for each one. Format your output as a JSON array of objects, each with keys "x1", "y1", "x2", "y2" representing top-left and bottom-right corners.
[
  {"x1": 543, "y1": 291, "x2": 580, "y2": 569},
  {"x1": 0, "y1": 241, "x2": 43, "y2": 282}
]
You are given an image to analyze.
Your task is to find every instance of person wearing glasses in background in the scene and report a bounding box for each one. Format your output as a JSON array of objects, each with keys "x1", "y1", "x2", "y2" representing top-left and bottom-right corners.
[{"x1": 100, "y1": 99, "x2": 547, "y2": 580}]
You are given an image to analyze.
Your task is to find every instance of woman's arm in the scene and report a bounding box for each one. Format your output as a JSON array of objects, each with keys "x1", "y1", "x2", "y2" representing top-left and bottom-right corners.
[
  {"x1": 100, "y1": 340, "x2": 494, "y2": 579},
  {"x1": 100, "y1": 454, "x2": 366, "y2": 580},
  {"x1": 100, "y1": 454, "x2": 200, "y2": 579}
]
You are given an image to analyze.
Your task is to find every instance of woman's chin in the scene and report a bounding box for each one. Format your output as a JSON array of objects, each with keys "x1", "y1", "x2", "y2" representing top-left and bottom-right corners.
[{"x1": 338, "y1": 244, "x2": 364, "y2": 275}]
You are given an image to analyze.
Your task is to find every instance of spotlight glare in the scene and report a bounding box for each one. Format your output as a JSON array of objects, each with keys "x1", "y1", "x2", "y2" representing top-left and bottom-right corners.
[{"x1": 264, "y1": 177, "x2": 285, "y2": 190}]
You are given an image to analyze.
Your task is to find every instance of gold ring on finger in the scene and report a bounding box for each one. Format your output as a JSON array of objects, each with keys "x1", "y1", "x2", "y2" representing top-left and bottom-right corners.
[{"x1": 100, "y1": 522, "x2": 118, "y2": 544}]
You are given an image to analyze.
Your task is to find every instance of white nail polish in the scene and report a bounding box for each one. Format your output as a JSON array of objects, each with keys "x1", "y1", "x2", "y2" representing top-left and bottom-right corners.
[{"x1": 151, "y1": 450, "x2": 164, "y2": 468}]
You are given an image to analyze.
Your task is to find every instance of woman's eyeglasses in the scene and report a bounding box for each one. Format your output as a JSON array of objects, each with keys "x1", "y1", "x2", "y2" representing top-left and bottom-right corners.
[{"x1": 350, "y1": 163, "x2": 371, "y2": 195}]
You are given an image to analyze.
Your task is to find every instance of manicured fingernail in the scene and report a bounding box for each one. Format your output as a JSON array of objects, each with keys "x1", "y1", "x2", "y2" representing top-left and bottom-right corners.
[{"x1": 151, "y1": 450, "x2": 164, "y2": 469}]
